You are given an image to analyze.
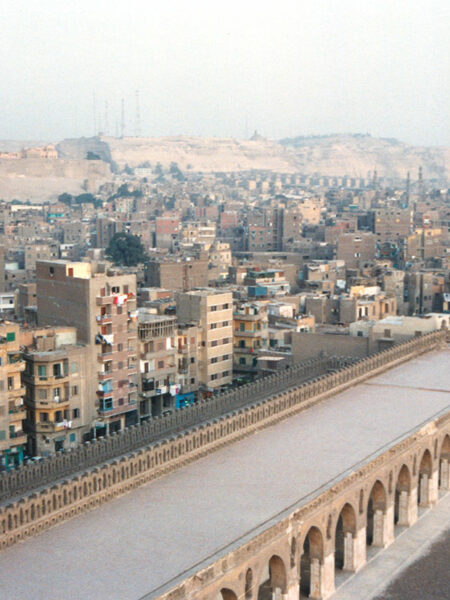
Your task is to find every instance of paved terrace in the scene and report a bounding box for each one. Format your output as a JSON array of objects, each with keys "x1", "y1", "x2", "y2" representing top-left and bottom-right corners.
[{"x1": 0, "y1": 348, "x2": 449, "y2": 600}]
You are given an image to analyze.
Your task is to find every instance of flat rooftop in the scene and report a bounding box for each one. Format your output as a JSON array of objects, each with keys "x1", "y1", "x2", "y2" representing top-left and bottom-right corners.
[{"x1": 0, "y1": 348, "x2": 449, "y2": 600}]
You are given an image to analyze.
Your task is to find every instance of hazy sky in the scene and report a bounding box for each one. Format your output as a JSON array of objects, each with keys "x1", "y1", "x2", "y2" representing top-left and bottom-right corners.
[{"x1": 1, "y1": 0, "x2": 449, "y2": 145}]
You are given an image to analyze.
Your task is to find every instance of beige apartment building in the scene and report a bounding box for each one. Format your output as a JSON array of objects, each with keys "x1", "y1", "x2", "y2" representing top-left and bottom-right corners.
[
  {"x1": 21, "y1": 327, "x2": 91, "y2": 456},
  {"x1": 0, "y1": 322, "x2": 26, "y2": 470},
  {"x1": 177, "y1": 289, "x2": 233, "y2": 391},
  {"x1": 137, "y1": 311, "x2": 177, "y2": 420},
  {"x1": 36, "y1": 260, "x2": 138, "y2": 436}
]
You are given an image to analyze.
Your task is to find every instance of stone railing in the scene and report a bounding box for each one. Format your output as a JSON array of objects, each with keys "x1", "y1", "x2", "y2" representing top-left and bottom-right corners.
[
  {"x1": 0, "y1": 330, "x2": 444, "y2": 549},
  {"x1": 0, "y1": 355, "x2": 339, "y2": 502}
]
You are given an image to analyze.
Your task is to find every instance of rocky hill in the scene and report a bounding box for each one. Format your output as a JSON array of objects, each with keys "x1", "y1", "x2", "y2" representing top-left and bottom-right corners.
[
  {"x1": 0, "y1": 134, "x2": 448, "y2": 201},
  {"x1": 63, "y1": 134, "x2": 448, "y2": 182}
]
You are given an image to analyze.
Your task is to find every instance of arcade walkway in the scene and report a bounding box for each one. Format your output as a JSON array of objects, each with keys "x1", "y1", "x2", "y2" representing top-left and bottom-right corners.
[{"x1": 0, "y1": 348, "x2": 448, "y2": 600}]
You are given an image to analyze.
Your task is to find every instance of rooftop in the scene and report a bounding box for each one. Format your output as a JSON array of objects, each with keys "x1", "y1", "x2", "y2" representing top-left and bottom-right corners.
[{"x1": 0, "y1": 349, "x2": 448, "y2": 600}]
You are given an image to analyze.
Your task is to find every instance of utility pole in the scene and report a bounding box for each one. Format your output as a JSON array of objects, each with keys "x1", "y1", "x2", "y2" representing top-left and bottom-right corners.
[
  {"x1": 135, "y1": 90, "x2": 141, "y2": 137},
  {"x1": 121, "y1": 98, "x2": 125, "y2": 138}
]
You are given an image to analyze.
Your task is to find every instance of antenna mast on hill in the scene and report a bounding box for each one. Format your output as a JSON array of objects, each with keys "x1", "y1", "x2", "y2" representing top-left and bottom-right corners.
[
  {"x1": 135, "y1": 90, "x2": 141, "y2": 137},
  {"x1": 93, "y1": 93, "x2": 97, "y2": 136},
  {"x1": 104, "y1": 100, "x2": 109, "y2": 136},
  {"x1": 121, "y1": 98, "x2": 125, "y2": 138}
]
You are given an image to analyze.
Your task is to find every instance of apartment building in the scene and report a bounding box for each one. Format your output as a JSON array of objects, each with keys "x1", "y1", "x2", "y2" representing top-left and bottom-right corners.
[
  {"x1": 175, "y1": 323, "x2": 200, "y2": 406},
  {"x1": 36, "y1": 260, "x2": 138, "y2": 436},
  {"x1": 233, "y1": 302, "x2": 268, "y2": 374},
  {"x1": 138, "y1": 311, "x2": 177, "y2": 420},
  {"x1": 176, "y1": 289, "x2": 233, "y2": 390},
  {"x1": 0, "y1": 322, "x2": 26, "y2": 470},
  {"x1": 21, "y1": 327, "x2": 91, "y2": 456},
  {"x1": 336, "y1": 232, "x2": 376, "y2": 269}
]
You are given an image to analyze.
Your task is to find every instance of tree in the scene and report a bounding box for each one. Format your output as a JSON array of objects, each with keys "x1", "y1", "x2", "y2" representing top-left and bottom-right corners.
[{"x1": 105, "y1": 232, "x2": 148, "y2": 266}]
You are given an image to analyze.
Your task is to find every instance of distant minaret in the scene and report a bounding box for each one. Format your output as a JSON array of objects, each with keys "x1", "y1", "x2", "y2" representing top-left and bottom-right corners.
[
  {"x1": 93, "y1": 93, "x2": 97, "y2": 136},
  {"x1": 121, "y1": 98, "x2": 125, "y2": 138},
  {"x1": 104, "y1": 100, "x2": 109, "y2": 136},
  {"x1": 135, "y1": 90, "x2": 141, "y2": 137},
  {"x1": 418, "y1": 165, "x2": 424, "y2": 200},
  {"x1": 406, "y1": 171, "x2": 410, "y2": 206},
  {"x1": 373, "y1": 169, "x2": 378, "y2": 189}
]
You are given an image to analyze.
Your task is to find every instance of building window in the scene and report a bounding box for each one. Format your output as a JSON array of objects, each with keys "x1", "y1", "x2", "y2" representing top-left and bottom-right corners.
[
  {"x1": 240, "y1": 323, "x2": 245, "y2": 331},
  {"x1": 112, "y1": 286, "x2": 120, "y2": 294},
  {"x1": 0, "y1": 430, "x2": 5, "y2": 441},
  {"x1": 40, "y1": 412, "x2": 49, "y2": 422},
  {"x1": 190, "y1": 357, "x2": 195, "y2": 363},
  {"x1": 6, "y1": 331, "x2": 15, "y2": 342},
  {"x1": 239, "y1": 357, "x2": 246, "y2": 365},
  {"x1": 69, "y1": 433, "x2": 76, "y2": 442},
  {"x1": 38, "y1": 365, "x2": 47, "y2": 380},
  {"x1": 38, "y1": 389, "x2": 47, "y2": 400},
  {"x1": 118, "y1": 398, "x2": 124, "y2": 406},
  {"x1": 222, "y1": 371, "x2": 229, "y2": 377},
  {"x1": 157, "y1": 360, "x2": 164, "y2": 369},
  {"x1": 222, "y1": 321, "x2": 229, "y2": 327},
  {"x1": 211, "y1": 373, "x2": 218, "y2": 381},
  {"x1": 72, "y1": 408, "x2": 80, "y2": 419},
  {"x1": 210, "y1": 323, "x2": 218, "y2": 330},
  {"x1": 118, "y1": 362, "x2": 123, "y2": 370},
  {"x1": 223, "y1": 354, "x2": 229, "y2": 361},
  {"x1": 210, "y1": 305, "x2": 217, "y2": 312},
  {"x1": 70, "y1": 362, "x2": 78, "y2": 374},
  {"x1": 118, "y1": 343, "x2": 123, "y2": 352},
  {"x1": 71, "y1": 386, "x2": 78, "y2": 396}
]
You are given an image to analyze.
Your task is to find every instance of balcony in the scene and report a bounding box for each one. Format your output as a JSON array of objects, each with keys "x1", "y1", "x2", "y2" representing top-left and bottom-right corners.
[
  {"x1": 9, "y1": 406, "x2": 26, "y2": 421},
  {"x1": 7, "y1": 385, "x2": 26, "y2": 397},
  {"x1": 96, "y1": 313, "x2": 112, "y2": 325},
  {"x1": 98, "y1": 370, "x2": 113, "y2": 381},
  {"x1": 96, "y1": 295, "x2": 113, "y2": 306},
  {"x1": 9, "y1": 431, "x2": 27, "y2": 446}
]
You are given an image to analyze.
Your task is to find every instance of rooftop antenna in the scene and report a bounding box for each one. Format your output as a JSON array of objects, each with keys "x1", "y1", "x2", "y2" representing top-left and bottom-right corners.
[
  {"x1": 104, "y1": 100, "x2": 109, "y2": 136},
  {"x1": 121, "y1": 98, "x2": 125, "y2": 138},
  {"x1": 406, "y1": 171, "x2": 410, "y2": 206},
  {"x1": 93, "y1": 93, "x2": 97, "y2": 136},
  {"x1": 135, "y1": 89, "x2": 141, "y2": 137}
]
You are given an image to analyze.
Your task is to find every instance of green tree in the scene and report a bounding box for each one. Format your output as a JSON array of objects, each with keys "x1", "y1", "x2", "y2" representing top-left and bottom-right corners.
[{"x1": 105, "y1": 232, "x2": 147, "y2": 266}]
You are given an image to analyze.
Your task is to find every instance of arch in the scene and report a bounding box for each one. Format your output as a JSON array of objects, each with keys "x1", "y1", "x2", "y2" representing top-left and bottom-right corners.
[
  {"x1": 257, "y1": 555, "x2": 287, "y2": 599},
  {"x1": 245, "y1": 568, "x2": 253, "y2": 600},
  {"x1": 394, "y1": 464, "x2": 411, "y2": 526},
  {"x1": 300, "y1": 526, "x2": 324, "y2": 598},
  {"x1": 418, "y1": 449, "x2": 432, "y2": 505},
  {"x1": 366, "y1": 480, "x2": 387, "y2": 546},
  {"x1": 335, "y1": 503, "x2": 357, "y2": 571},
  {"x1": 219, "y1": 588, "x2": 238, "y2": 600}
]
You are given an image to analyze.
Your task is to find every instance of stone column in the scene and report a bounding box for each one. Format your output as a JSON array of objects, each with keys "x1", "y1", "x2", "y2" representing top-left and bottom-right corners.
[
  {"x1": 440, "y1": 459, "x2": 449, "y2": 490},
  {"x1": 321, "y1": 552, "x2": 335, "y2": 599},
  {"x1": 429, "y1": 470, "x2": 439, "y2": 505},
  {"x1": 419, "y1": 474, "x2": 429, "y2": 506},
  {"x1": 372, "y1": 506, "x2": 394, "y2": 548},
  {"x1": 409, "y1": 487, "x2": 418, "y2": 524},
  {"x1": 284, "y1": 580, "x2": 299, "y2": 600},
  {"x1": 343, "y1": 532, "x2": 354, "y2": 571},
  {"x1": 353, "y1": 527, "x2": 367, "y2": 571},
  {"x1": 309, "y1": 558, "x2": 322, "y2": 599},
  {"x1": 397, "y1": 491, "x2": 416, "y2": 526}
]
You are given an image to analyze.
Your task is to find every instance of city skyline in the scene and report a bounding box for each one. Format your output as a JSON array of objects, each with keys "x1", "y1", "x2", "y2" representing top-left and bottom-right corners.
[{"x1": 1, "y1": 0, "x2": 449, "y2": 146}]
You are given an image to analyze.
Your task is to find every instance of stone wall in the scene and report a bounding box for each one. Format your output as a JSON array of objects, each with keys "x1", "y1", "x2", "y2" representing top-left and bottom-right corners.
[
  {"x1": 152, "y1": 413, "x2": 450, "y2": 600},
  {"x1": 0, "y1": 355, "x2": 337, "y2": 501},
  {"x1": 0, "y1": 330, "x2": 445, "y2": 551}
]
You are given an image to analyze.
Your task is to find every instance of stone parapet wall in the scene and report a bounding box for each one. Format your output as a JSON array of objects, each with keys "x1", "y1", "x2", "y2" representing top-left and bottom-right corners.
[
  {"x1": 0, "y1": 330, "x2": 445, "y2": 551},
  {"x1": 152, "y1": 412, "x2": 450, "y2": 600},
  {"x1": 0, "y1": 355, "x2": 340, "y2": 501}
]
